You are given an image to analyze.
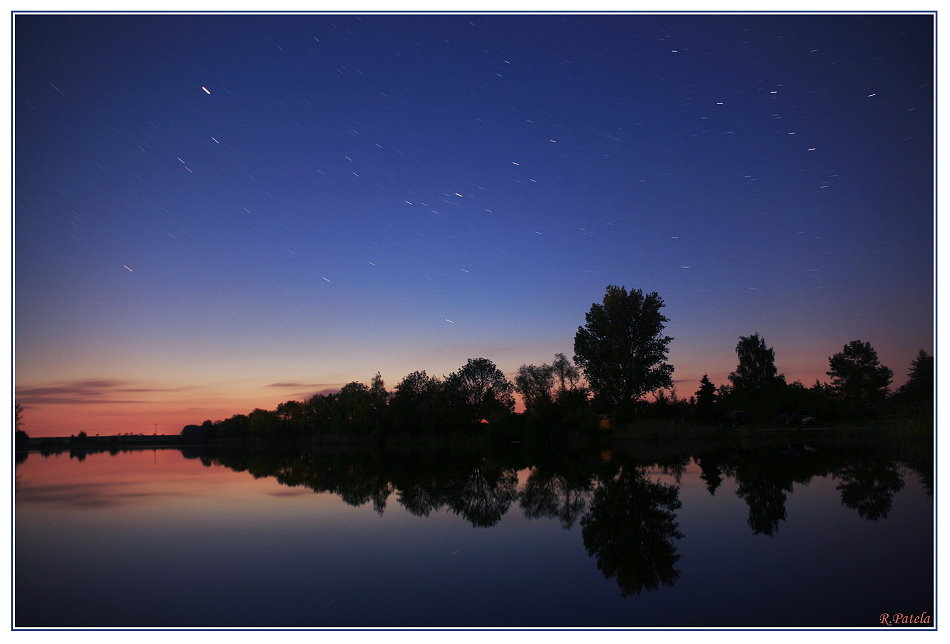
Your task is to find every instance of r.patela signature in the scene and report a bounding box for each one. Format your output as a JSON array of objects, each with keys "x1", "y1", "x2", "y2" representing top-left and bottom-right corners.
[{"x1": 880, "y1": 612, "x2": 931, "y2": 626}]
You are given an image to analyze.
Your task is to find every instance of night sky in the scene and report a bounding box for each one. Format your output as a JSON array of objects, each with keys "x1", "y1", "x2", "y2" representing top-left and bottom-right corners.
[{"x1": 14, "y1": 13, "x2": 934, "y2": 436}]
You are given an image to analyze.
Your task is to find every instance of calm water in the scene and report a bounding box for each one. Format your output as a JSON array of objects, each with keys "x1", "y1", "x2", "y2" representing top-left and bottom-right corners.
[{"x1": 15, "y1": 439, "x2": 934, "y2": 627}]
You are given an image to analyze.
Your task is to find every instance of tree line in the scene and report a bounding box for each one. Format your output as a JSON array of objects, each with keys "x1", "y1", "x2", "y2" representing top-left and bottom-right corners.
[{"x1": 181, "y1": 284, "x2": 933, "y2": 440}]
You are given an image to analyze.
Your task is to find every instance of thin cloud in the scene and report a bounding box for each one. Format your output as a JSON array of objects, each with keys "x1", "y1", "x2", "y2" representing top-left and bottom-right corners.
[
  {"x1": 265, "y1": 382, "x2": 334, "y2": 389},
  {"x1": 15, "y1": 397, "x2": 148, "y2": 406},
  {"x1": 16, "y1": 379, "x2": 187, "y2": 406}
]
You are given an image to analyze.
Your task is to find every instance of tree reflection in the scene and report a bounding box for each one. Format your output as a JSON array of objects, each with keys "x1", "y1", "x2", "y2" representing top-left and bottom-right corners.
[
  {"x1": 729, "y1": 446, "x2": 833, "y2": 536},
  {"x1": 836, "y1": 460, "x2": 905, "y2": 520},
  {"x1": 581, "y1": 465, "x2": 683, "y2": 596},
  {"x1": 162, "y1": 437, "x2": 922, "y2": 595},
  {"x1": 520, "y1": 467, "x2": 591, "y2": 529},
  {"x1": 446, "y1": 463, "x2": 519, "y2": 528},
  {"x1": 696, "y1": 455, "x2": 724, "y2": 495},
  {"x1": 734, "y1": 465, "x2": 792, "y2": 536},
  {"x1": 397, "y1": 480, "x2": 448, "y2": 517}
]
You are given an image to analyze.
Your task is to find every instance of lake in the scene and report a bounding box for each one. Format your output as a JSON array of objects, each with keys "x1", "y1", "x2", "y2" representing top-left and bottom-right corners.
[{"x1": 14, "y1": 437, "x2": 934, "y2": 628}]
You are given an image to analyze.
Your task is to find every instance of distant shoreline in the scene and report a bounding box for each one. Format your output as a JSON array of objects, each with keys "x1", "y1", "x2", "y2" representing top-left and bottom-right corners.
[{"x1": 17, "y1": 418, "x2": 929, "y2": 455}]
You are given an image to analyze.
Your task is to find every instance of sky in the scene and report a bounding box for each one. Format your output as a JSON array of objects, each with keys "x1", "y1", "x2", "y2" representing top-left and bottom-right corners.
[{"x1": 13, "y1": 12, "x2": 935, "y2": 436}]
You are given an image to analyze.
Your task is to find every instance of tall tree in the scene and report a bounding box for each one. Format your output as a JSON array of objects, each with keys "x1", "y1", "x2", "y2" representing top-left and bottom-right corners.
[
  {"x1": 694, "y1": 374, "x2": 717, "y2": 421},
  {"x1": 514, "y1": 363, "x2": 556, "y2": 413},
  {"x1": 573, "y1": 285, "x2": 674, "y2": 407},
  {"x1": 826, "y1": 340, "x2": 892, "y2": 402},
  {"x1": 728, "y1": 333, "x2": 784, "y2": 396},
  {"x1": 448, "y1": 358, "x2": 515, "y2": 422},
  {"x1": 369, "y1": 372, "x2": 390, "y2": 417}
]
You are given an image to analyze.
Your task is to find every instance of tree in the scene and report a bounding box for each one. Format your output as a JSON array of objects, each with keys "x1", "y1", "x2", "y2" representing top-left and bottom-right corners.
[
  {"x1": 303, "y1": 393, "x2": 335, "y2": 434},
  {"x1": 898, "y1": 349, "x2": 933, "y2": 400},
  {"x1": 694, "y1": 375, "x2": 717, "y2": 422},
  {"x1": 369, "y1": 372, "x2": 389, "y2": 408},
  {"x1": 15, "y1": 402, "x2": 29, "y2": 450},
  {"x1": 334, "y1": 381, "x2": 375, "y2": 431},
  {"x1": 728, "y1": 333, "x2": 784, "y2": 396},
  {"x1": 391, "y1": 370, "x2": 464, "y2": 432},
  {"x1": 826, "y1": 340, "x2": 892, "y2": 402},
  {"x1": 393, "y1": 370, "x2": 438, "y2": 402},
  {"x1": 573, "y1": 285, "x2": 674, "y2": 408},
  {"x1": 514, "y1": 363, "x2": 556, "y2": 413},
  {"x1": 448, "y1": 358, "x2": 515, "y2": 422},
  {"x1": 276, "y1": 400, "x2": 307, "y2": 433},
  {"x1": 248, "y1": 408, "x2": 280, "y2": 436},
  {"x1": 551, "y1": 353, "x2": 581, "y2": 393}
]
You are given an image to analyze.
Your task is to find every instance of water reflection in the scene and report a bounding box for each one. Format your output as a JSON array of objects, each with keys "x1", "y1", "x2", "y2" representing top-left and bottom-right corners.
[
  {"x1": 520, "y1": 465, "x2": 591, "y2": 529},
  {"x1": 581, "y1": 462, "x2": 682, "y2": 595},
  {"x1": 446, "y1": 464, "x2": 519, "y2": 528},
  {"x1": 17, "y1": 437, "x2": 933, "y2": 600},
  {"x1": 836, "y1": 459, "x2": 905, "y2": 520}
]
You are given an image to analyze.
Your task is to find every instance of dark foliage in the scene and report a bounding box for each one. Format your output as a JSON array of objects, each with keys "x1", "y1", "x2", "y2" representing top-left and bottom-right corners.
[
  {"x1": 573, "y1": 285, "x2": 674, "y2": 409},
  {"x1": 827, "y1": 340, "x2": 893, "y2": 403}
]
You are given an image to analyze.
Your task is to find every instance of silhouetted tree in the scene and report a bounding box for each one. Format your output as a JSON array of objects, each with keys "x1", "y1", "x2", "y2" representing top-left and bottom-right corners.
[
  {"x1": 728, "y1": 333, "x2": 784, "y2": 397},
  {"x1": 248, "y1": 408, "x2": 280, "y2": 436},
  {"x1": 887, "y1": 349, "x2": 934, "y2": 429},
  {"x1": 573, "y1": 285, "x2": 674, "y2": 410},
  {"x1": 827, "y1": 340, "x2": 892, "y2": 403},
  {"x1": 725, "y1": 333, "x2": 786, "y2": 419},
  {"x1": 694, "y1": 375, "x2": 717, "y2": 422},
  {"x1": 514, "y1": 363, "x2": 556, "y2": 413},
  {"x1": 448, "y1": 358, "x2": 515, "y2": 423},
  {"x1": 303, "y1": 394, "x2": 335, "y2": 433},
  {"x1": 898, "y1": 349, "x2": 933, "y2": 401},
  {"x1": 276, "y1": 400, "x2": 307, "y2": 434},
  {"x1": 581, "y1": 465, "x2": 683, "y2": 595},
  {"x1": 333, "y1": 382, "x2": 375, "y2": 432},
  {"x1": 216, "y1": 414, "x2": 249, "y2": 438},
  {"x1": 369, "y1": 372, "x2": 389, "y2": 410},
  {"x1": 391, "y1": 370, "x2": 435, "y2": 429},
  {"x1": 551, "y1": 352, "x2": 581, "y2": 393},
  {"x1": 15, "y1": 403, "x2": 29, "y2": 450}
]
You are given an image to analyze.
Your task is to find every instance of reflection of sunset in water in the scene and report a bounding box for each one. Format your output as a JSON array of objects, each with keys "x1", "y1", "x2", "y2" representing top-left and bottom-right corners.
[{"x1": 15, "y1": 442, "x2": 933, "y2": 627}]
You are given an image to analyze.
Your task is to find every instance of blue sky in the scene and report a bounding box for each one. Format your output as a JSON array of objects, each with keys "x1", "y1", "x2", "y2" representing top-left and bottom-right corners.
[{"x1": 14, "y1": 13, "x2": 934, "y2": 434}]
